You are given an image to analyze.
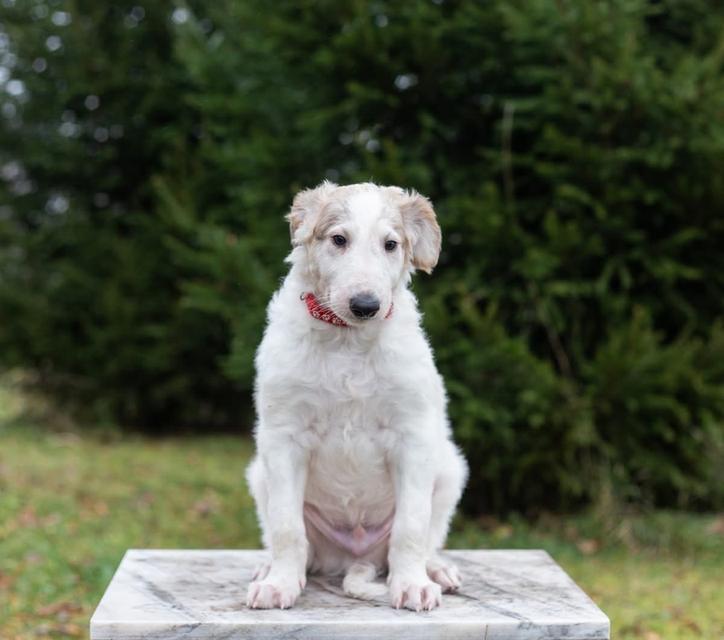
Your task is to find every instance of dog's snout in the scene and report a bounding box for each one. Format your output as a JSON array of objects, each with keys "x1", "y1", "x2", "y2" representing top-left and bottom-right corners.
[{"x1": 349, "y1": 293, "x2": 380, "y2": 319}]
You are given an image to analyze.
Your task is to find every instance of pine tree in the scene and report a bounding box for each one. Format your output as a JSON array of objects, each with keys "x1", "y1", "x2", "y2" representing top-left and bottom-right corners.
[{"x1": 1, "y1": 0, "x2": 723, "y2": 511}]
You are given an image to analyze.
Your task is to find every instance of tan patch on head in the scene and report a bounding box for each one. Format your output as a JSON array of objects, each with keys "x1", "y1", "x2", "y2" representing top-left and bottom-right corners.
[
  {"x1": 312, "y1": 203, "x2": 346, "y2": 239},
  {"x1": 286, "y1": 181, "x2": 338, "y2": 244}
]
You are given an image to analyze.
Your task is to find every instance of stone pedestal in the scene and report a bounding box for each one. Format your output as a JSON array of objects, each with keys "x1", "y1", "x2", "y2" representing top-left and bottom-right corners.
[{"x1": 90, "y1": 549, "x2": 609, "y2": 639}]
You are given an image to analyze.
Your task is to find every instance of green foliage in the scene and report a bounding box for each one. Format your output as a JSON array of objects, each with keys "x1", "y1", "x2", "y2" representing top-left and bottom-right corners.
[
  {"x1": 587, "y1": 315, "x2": 724, "y2": 508},
  {"x1": 1, "y1": 0, "x2": 723, "y2": 512},
  {"x1": 0, "y1": 1, "x2": 244, "y2": 427}
]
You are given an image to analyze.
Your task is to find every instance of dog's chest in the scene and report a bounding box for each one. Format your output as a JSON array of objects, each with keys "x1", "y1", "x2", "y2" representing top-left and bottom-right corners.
[
  {"x1": 314, "y1": 350, "x2": 387, "y2": 404},
  {"x1": 304, "y1": 387, "x2": 397, "y2": 525},
  {"x1": 305, "y1": 422, "x2": 395, "y2": 527},
  {"x1": 292, "y1": 343, "x2": 397, "y2": 427},
  {"x1": 276, "y1": 339, "x2": 404, "y2": 522},
  {"x1": 311, "y1": 408, "x2": 392, "y2": 465}
]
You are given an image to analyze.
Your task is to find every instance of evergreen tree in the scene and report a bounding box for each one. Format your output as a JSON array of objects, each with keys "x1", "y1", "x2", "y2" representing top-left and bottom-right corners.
[
  {"x1": 1, "y1": 0, "x2": 723, "y2": 512},
  {"x1": 0, "y1": 1, "x2": 244, "y2": 427}
]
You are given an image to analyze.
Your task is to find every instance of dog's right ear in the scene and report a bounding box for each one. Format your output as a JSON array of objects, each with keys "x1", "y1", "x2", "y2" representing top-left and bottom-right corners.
[{"x1": 287, "y1": 181, "x2": 337, "y2": 245}]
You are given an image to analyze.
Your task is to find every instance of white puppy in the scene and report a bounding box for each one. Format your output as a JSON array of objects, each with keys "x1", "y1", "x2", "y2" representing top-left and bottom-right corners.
[{"x1": 246, "y1": 182, "x2": 468, "y2": 612}]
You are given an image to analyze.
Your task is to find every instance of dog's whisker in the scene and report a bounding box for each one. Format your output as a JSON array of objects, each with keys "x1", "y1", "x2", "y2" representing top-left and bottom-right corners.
[
  {"x1": 312, "y1": 295, "x2": 352, "y2": 319},
  {"x1": 312, "y1": 293, "x2": 333, "y2": 305}
]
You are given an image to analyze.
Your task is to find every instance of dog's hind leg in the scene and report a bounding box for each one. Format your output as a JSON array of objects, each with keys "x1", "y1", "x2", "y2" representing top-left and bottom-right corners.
[
  {"x1": 246, "y1": 456, "x2": 270, "y2": 546},
  {"x1": 426, "y1": 442, "x2": 468, "y2": 592},
  {"x1": 427, "y1": 442, "x2": 467, "y2": 551},
  {"x1": 343, "y1": 563, "x2": 387, "y2": 601}
]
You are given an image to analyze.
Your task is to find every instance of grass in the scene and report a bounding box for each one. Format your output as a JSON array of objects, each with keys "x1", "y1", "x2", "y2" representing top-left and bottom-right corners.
[{"x1": 1, "y1": 381, "x2": 722, "y2": 639}]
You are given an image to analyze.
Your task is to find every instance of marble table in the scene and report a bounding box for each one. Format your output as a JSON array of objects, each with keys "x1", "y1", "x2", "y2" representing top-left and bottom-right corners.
[{"x1": 90, "y1": 549, "x2": 610, "y2": 639}]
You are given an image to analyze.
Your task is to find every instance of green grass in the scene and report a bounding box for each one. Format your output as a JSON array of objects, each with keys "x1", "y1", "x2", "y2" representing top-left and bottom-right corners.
[{"x1": 1, "y1": 382, "x2": 722, "y2": 639}]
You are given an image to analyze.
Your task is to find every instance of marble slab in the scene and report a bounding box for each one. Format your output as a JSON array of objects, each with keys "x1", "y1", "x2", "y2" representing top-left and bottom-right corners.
[{"x1": 90, "y1": 549, "x2": 609, "y2": 639}]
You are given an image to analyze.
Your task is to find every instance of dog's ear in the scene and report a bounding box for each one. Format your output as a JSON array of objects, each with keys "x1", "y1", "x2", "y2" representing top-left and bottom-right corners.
[
  {"x1": 399, "y1": 190, "x2": 441, "y2": 274},
  {"x1": 287, "y1": 181, "x2": 337, "y2": 245}
]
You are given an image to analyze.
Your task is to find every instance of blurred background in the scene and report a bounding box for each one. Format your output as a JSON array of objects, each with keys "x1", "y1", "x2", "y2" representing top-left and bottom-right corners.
[{"x1": 0, "y1": 1, "x2": 722, "y2": 638}]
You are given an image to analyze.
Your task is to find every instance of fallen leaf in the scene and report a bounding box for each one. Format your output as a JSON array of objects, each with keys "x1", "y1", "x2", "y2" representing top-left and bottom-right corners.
[
  {"x1": 493, "y1": 524, "x2": 513, "y2": 540},
  {"x1": 476, "y1": 515, "x2": 501, "y2": 531},
  {"x1": 576, "y1": 539, "x2": 600, "y2": 555},
  {"x1": 41, "y1": 513, "x2": 62, "y2": 527},
  {"x1": 134, "y1": 491, "x2": 155, "y2": 509},
  {"x1": 18, "y1": 506, "x2": 38, "y2": 527},
  {"x1": 56, "y1": 622, "x2": 83, "y2": 636},
  {"x1": 80, "y1": 496, "x2": 109, "y2": 517},
  {"x1": 33, "y1": 620, "x2": 84, "y2": 638},
  {"x1": 192, "y1": 491, "x2": 220, "y2": 517},
  {"x1": 49, "y1": 432, "x2": 82, "y2": 446},
  {"x1": 682, "y1": 618, "x2": 702, "y2": 634},
  {"x1": 37, "y1": 601, "x2": 83, "y2": 617},
  {"x1": 0, "y1": 570, "x2": 13, "y2": 589},
  {"x1": 705, "y1": 515, "x2": 724, "y2": 535}
]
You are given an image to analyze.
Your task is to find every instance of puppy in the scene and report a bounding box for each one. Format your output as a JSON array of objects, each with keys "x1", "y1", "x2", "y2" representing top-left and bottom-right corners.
[{"x1": 246, "y1": 182, "x2": 468, "y2": 611}]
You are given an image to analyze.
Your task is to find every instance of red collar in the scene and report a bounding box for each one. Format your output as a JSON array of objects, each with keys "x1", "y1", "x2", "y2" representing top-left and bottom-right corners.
[
  {"x1": 301, "y1": 292, "x2": 392, "y2": 327},
  {"x1": 302, "y1": 292, "x2": 349, "y2": 327}
]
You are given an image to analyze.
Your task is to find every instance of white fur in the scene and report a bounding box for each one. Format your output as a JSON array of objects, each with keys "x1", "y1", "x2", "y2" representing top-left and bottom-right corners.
[{"x1": 246, "y1": 182, "x2": 468, "y2": 611}]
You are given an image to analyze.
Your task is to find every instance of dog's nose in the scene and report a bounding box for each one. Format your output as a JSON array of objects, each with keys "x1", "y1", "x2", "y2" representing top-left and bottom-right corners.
[{"x1": 349, "y1": 293, "x2": 380, "y2": 319}]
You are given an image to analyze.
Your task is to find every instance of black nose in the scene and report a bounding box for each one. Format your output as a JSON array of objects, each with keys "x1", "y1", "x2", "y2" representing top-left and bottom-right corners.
[{"x1": 349, "y1": 293, "x2": 380, "y2": 319}]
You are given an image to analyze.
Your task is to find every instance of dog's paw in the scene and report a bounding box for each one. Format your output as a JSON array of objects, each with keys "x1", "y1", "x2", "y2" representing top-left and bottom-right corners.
[
  {"x1": 388, "y1": 573, "x2": 442, "y2": 611},
  {"x1": 246, "y1": 573, "x2": 304, "y2": 609},
  {"x1": 427, "y1": 557, "x2": 461, "y2": 593}
]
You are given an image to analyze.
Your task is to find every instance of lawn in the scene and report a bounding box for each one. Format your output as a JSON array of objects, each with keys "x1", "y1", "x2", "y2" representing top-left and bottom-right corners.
[{"x1": 0, "y1": 382, "x2": 722, "y2": 639}]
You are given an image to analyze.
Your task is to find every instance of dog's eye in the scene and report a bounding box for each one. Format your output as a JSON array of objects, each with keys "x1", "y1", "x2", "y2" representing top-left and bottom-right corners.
[
  {"x1": 384, "y1": 240, "x2": 398, "y2": 252},
  {"x1": 332, "y1": 234, "x2": 347, "y2": 247}
]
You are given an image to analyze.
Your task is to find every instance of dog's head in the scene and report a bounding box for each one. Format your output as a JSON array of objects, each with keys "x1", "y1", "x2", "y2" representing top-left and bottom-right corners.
[{"x1": 287, "y1": 181, "x2": 441, "y2": 325}]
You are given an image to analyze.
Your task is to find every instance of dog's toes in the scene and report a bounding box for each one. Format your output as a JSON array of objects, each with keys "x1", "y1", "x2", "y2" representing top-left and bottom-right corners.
[
  {"x1": 389, "y1": 574, "x2": 442, "y2": 612},
  {"x1": 421, "y1": 583, "x2": 442, "y2": 610},
  {"x1": 247, "y1": 582, "x2": 282, "y2": 609},
  {"x1": 405, "y1": 585, "x2": 422, "y2": 611},
  {"x1": 246, "y1": 581, "x2": 262, "y2": 608},
  {"x1": 428, "y1": 559, "x2": 461, "y2": 593},
  {"x1": 246, "y1": 575, "x2": 302, "y2": 609},
  {"x1": 429, "y1": 566, "x2": 461, "y2": 593}
]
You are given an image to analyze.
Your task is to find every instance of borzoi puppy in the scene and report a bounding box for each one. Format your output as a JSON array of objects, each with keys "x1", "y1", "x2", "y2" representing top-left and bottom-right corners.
[{"x1": 246, "y1": 182, "x2": 468, "y2": 611}]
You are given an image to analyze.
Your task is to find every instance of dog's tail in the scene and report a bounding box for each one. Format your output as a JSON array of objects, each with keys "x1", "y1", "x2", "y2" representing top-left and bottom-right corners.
[{"x1": 342, "y1": 563, "x2": 388, "y2": 601}]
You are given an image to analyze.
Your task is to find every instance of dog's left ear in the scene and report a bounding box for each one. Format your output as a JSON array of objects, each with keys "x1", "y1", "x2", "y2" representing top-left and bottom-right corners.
[
  {"x1": 399, "y1": 190, "x2": 441, "y2": 274},
  {"x1": 287, "y1": 181, "x2": 337, "y2": 245}
]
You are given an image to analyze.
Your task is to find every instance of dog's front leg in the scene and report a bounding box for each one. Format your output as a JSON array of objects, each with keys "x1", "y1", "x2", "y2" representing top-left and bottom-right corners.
[
  {"x1": 387, "y1": 436, "x2": 442, "y2": 611},
  {"x1": 246, "y1": 435, "x2": 308, "y2": 609}
]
